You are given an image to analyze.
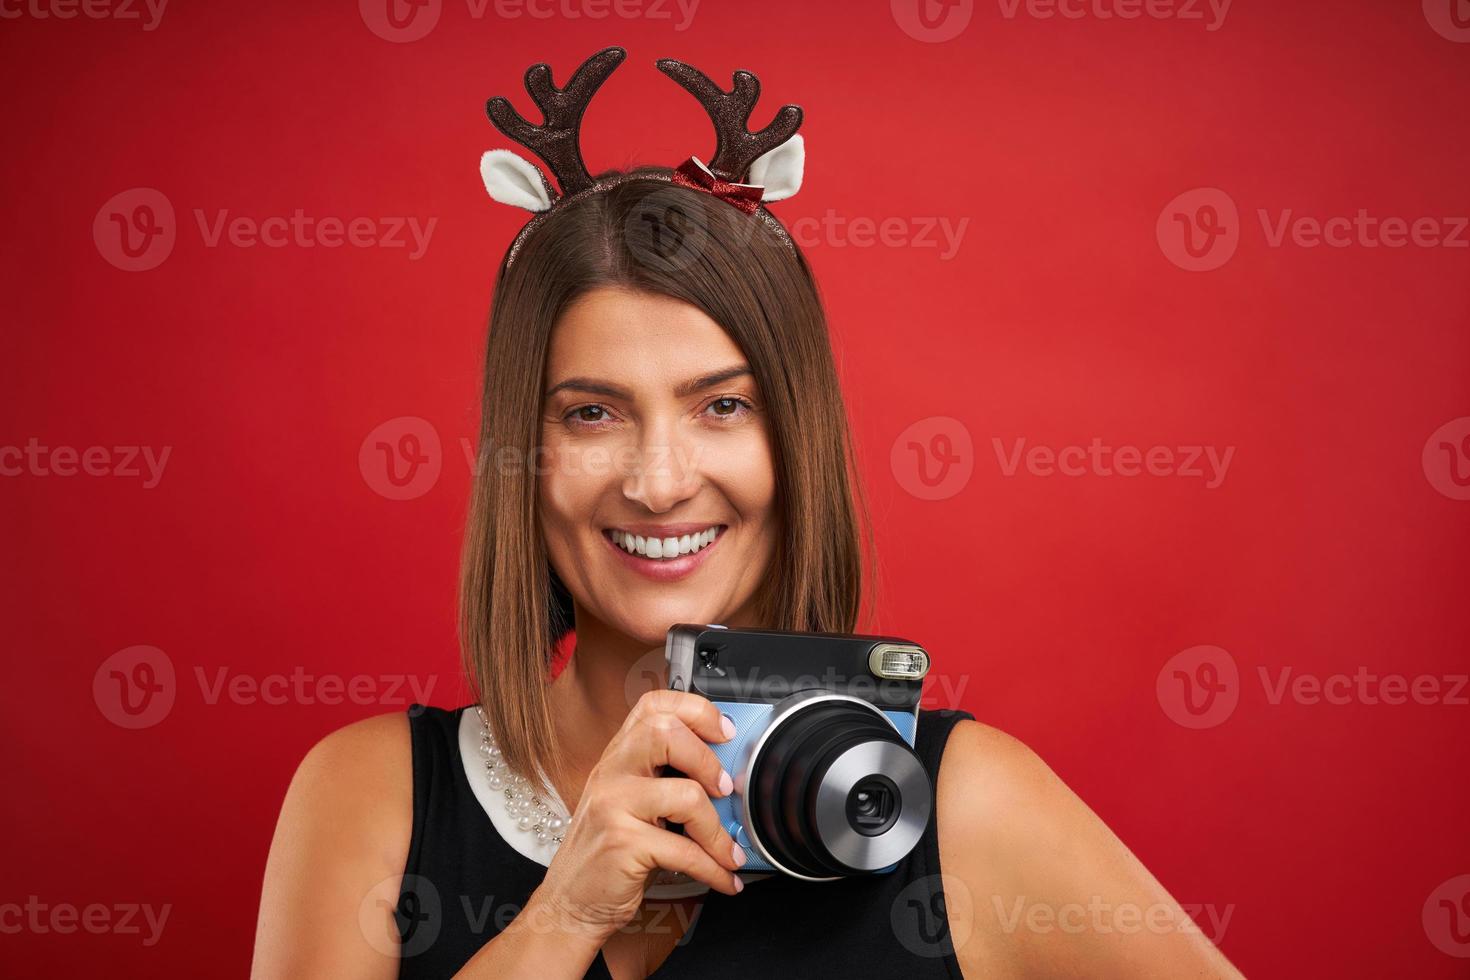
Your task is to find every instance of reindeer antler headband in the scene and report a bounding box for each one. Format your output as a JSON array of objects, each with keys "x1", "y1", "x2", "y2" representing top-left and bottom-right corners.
[{"x1": 479, "y1": 46, "x2": 806, "y2": 265}]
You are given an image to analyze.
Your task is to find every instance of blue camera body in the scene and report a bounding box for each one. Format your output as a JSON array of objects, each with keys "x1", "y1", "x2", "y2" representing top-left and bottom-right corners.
[
  {"x1": 705, "y1": 700, "x2": 918, "y2": 874},
  {"x1": 665, "y1": 624, "x2": 932, "y2": 881}
]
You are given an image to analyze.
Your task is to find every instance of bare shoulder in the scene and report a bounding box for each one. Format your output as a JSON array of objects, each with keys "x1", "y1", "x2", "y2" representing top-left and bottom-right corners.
[
  {"x1": 277, "y1": 710, "x2": 413, "y2": 868},
  {"x1": 937, "y1": 718, "x2": 1057, "y2": 804},
  {"x1": 252, "y1": 712, "x2": 414, "y2": 979},
  {"x1": 933, "y1": 719, "x2": 1242, "y2": 979},
  {"x1": 934, "y1": 720, "x2": 1076, "y2": 886}
]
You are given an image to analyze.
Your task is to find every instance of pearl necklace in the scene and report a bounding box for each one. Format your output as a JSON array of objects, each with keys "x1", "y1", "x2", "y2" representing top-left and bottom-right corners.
[{"x1": 476, "y1": 706, "x2": 570, "y2": 847}]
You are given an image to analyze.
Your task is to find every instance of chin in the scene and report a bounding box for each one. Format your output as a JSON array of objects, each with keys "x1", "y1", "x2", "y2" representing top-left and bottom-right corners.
[{"x1": 612, "y1": 599, "x2": 726, "y2": 648}]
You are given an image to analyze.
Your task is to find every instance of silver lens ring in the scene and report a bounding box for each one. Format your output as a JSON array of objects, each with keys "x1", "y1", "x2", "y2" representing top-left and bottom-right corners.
[{"x1": 813, "y1": 740, "x2": 931, "y2": 871}]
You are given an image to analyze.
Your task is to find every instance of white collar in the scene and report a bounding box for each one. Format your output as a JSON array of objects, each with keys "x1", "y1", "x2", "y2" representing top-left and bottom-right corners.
[{"x1": 456, "y1": 707, "x2": 714, "y2": 900}]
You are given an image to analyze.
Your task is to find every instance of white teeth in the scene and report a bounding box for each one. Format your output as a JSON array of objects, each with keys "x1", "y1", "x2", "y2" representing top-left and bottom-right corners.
[{"x1": 611, "y1": 526, "x2": 722, "y2": 560}]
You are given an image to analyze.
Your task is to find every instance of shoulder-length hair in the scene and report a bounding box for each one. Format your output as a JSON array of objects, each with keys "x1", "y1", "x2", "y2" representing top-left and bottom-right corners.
[{"x1": 459, "y1": 169, "x2": 875, "y2": 792}]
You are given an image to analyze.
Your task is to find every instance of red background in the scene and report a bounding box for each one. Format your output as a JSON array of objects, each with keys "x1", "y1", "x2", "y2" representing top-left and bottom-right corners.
[{"x1": 3, "y1": 0, "x2": 1468, "y2": 976}]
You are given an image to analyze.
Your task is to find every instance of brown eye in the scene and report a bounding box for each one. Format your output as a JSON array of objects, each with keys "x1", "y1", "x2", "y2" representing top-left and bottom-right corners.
[{"x1": 575, "y1": 405, "x2": 606, "y2": 422}]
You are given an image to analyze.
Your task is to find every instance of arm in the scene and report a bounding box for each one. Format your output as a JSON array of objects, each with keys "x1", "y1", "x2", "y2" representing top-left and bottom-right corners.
[
  {"x1": 936, "y1": 720, "x2": 1243, "y2": 979},
  {"x1": 250, "y1": 713, "x2": 598, "y2": 979},
  {"x1": 250, "y1": 713, "x2": 412, "y2": 979}
]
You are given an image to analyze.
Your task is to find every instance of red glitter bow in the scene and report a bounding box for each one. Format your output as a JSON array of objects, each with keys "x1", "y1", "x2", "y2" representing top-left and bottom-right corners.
[{"x1": 670, "y1": 156, "x2": 765, "y2": 214}]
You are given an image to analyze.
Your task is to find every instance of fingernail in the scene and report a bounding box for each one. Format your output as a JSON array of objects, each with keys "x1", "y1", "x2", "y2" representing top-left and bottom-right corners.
[
  {"x1": 732, "y1": 874, "x2": 744, "y2": 893},
  {"x1": 720, "y1": 714, "x2": 736, "y2": 740},
  {"x1": 718, "y1": 770, "x2": 733, "y2": 797},
  {"x1": 730, "y1": 841, "x2": 746, "y2": 867}
]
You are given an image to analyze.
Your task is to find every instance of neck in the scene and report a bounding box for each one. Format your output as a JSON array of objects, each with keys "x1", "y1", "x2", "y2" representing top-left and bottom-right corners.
[{"x1": 545, "y1": 611, "x2": 665, "y2": 811}]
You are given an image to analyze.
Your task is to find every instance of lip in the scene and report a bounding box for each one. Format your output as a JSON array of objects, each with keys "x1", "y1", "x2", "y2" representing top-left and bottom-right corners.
[
  {"x1": 602, "y1": 524, "x2": 727, "y2": 582},
  {"x1": 605, "y1": 522, "x2": 724, "y2": 538}
]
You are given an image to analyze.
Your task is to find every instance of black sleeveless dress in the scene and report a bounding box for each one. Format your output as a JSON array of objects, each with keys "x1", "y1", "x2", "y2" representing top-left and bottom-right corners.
[{"x1": 395, "y1": 703, "x2": 975, "y2": 979}]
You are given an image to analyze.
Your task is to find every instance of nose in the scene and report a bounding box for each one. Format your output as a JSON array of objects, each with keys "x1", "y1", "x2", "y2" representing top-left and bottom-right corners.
[{"x1": 621, "y1": 423, "x2": 701, "y2": 513}]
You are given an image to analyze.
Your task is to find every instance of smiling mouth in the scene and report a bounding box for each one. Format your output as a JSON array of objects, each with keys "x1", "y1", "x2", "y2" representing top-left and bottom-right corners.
[{"x1": 603, "y1": 525, "x2": 727, "y2": 561}]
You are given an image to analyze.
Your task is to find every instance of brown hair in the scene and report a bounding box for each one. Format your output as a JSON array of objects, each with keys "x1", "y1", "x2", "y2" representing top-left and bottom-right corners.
[{"x1": 459, "y1": 170, "x2": 875, "y2": 792}]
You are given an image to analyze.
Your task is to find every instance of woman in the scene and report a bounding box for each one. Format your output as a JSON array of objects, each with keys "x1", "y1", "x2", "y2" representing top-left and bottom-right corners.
[{"x1": 252, "y1": 48, "x2": 1241, "y2": 979}]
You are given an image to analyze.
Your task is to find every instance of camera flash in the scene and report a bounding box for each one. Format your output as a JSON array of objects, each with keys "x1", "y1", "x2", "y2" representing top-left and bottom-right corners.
[{"x1": 868, "y1": 644, "x2": 930, "y2": 680}]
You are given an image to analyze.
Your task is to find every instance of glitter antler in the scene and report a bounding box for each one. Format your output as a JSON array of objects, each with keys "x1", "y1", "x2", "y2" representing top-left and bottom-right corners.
[
  {"x1": 655, "y1": 58, "x2": 804, "y2": 184},
  {"x1": 485, "y1": 46, "x2": 627, "y2": 197}
]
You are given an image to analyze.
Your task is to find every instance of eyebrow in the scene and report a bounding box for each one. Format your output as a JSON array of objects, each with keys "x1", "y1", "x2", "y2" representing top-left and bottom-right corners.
[{"x1": 544, "y1": 364, "x2": 754, "y2": 401}]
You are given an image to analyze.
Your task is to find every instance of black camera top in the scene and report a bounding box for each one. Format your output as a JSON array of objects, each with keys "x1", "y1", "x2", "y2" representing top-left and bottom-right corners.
[{"x1": 664, "y1": 624, "x2": 930, "y2": 711}]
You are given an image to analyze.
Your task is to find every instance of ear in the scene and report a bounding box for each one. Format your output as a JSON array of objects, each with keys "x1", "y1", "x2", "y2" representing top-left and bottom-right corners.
[
  {"x1": 748, "y1": 134, "x2": 804, "y2": 203},
  {"x1": 479, "y1": 149, "x2": 555, "y2": 212}
]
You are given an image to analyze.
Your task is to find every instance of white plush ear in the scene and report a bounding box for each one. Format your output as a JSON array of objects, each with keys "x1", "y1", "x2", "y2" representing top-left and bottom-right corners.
[
  {"x1": 748, "y1": 134, "x2": 804, "y2": 203},
  {"x1": 480, "y1": 149, "x2": 554, "y2": 212}
]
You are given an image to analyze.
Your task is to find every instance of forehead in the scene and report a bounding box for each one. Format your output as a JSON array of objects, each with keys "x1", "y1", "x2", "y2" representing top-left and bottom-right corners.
[{"x1": 546, "y1": 288, "x2": 747, "y2": 377}]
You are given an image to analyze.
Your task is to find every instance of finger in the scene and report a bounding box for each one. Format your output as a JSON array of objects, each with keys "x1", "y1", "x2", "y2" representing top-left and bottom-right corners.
[
  {"x1": 615, "y1": 718, "x2": 731, "y2": 797},
  {"x1": 628, "y1": 777, "x2": 743, "y2": 872},
  {"x1": 637, "y1": 822, "x2": 745, "y2": 896},
  {"x1": 625, "y1": 688, "x2": 735, "y2": 746}
]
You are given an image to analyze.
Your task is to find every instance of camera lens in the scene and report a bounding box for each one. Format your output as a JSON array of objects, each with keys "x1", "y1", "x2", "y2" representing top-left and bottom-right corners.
[
  {"x1": 846, "y1": 775, "x2": 900, "y2": 836},
  {"x1": 745, "y1": 695, "x2": 931, "y2": 878}
]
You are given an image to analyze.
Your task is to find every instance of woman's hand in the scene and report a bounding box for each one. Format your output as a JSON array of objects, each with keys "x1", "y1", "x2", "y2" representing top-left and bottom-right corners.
[{"x1": 523, "y1": 689, "x2": 747, "y2": 945}]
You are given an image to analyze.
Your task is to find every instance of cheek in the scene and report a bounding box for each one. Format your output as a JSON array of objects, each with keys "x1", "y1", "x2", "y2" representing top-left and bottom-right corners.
[
  {"x1": 707, "y1": 428, "x2": 777, "y2": 526},
  {"x1": 536, "y1": 433, "x2": 606, "y2": 546}
]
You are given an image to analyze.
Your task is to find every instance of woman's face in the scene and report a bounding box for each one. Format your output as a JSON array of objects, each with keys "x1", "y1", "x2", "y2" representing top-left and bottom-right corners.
[{"x1": 538, "y1": 287, "x2": 779, "y2": 649}]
